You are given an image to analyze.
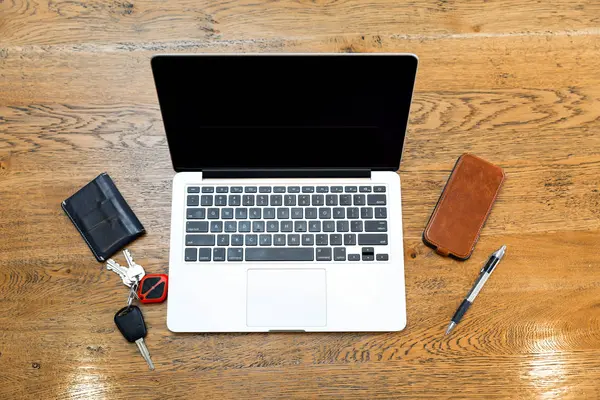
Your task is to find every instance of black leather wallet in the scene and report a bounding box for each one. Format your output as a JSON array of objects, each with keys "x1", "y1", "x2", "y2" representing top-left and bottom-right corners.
[{"x1": 61, "y1": 173, "x2": 145, "y2": 262}]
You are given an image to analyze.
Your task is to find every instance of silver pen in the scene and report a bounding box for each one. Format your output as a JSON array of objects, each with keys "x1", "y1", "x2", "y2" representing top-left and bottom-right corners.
[{"x1": 445, "y1": 245, "x2": 506, "y2": 335}]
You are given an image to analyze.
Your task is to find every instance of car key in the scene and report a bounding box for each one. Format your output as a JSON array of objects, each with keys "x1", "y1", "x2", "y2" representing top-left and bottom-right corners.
[
  {"x1": 114, "y1": 305, "x2": 155, "y2": 370},
  {"x1": 106, "y1": 259, "x2": 132, "y2": 287},
  {"x1": 137, "y1": 274, "x2": 168, "y2": 304}
]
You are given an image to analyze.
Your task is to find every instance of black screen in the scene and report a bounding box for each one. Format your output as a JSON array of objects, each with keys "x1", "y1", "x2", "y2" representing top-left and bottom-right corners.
[{"x1": 151, "y1": 54, "x2": 418, "y2": 172}]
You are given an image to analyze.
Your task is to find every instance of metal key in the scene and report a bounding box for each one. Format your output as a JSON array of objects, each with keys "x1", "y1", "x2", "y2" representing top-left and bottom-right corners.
[
  {"x1": 106, "y1": 259, "x2": 132, "y2": 287},
  {"x1": 114, "y1": 305, "x2": 155, "y2": 370},
  {"x1": 123, "y1": 249, "x2": 145, "y2": 283}
]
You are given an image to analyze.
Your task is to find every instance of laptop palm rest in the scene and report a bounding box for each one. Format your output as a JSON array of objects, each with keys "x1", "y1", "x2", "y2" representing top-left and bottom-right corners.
[{"x1": 247, "y1": 269, "x2": 327, "y2": 327}]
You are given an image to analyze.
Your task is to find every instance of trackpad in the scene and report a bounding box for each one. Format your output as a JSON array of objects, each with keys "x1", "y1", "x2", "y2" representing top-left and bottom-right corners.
[{"x1": 247, "y1": 269, "x2": 327, "y2": 327}]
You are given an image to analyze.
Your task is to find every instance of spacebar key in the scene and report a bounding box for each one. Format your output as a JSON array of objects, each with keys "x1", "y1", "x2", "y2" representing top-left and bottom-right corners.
[
  {"x1": 358, "y1": 234, "x2": 388, "y2": 245},
  {"x1": 246, "y1": 248, "x2": 314, "y2": 261}
]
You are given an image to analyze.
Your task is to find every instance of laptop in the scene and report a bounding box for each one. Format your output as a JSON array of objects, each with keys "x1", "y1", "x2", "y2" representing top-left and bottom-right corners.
[{"x1": 151, "y1": 53, "x2": 418, "y2": 332}]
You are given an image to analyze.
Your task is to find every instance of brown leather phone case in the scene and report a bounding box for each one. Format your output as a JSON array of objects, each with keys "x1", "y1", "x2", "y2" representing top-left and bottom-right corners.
[{"x1": 423, "y1": 153, "x2": 505, "y2": 260}]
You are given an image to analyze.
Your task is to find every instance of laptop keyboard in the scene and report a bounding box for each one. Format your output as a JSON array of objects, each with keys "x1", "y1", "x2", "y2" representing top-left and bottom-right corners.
[{"x1": 183, "y1": 185, "x2": 389, "y2": 262}]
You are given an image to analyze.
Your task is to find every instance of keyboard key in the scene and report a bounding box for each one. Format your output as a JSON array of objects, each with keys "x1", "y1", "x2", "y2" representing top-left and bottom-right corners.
[
  {"x1": 267, "y1": 221, "x2": 279, "y2": 232},
  {"x1": 367, "y1": 194, "x2": 387, "y2": 205},
  {"x1": 201, "y1": 195, "x2": 213, "y2": 206},
  {"x1": 235, "y1": 207, "x2": 247, "y2": 219},
  {"x1": 186, "y1": 234, "x2": 215, "y2": 246},
  {"x1": 216, "y1": 186, "x2": 228, "y2": 193},
  {"x1": 348, "y1": 254, "x2": 360, "y2": 261},
  {"x1": 281, "y1": 221, "x2": 293, "y2": 232},
  {"x1": 291, "y1": 208, "x2": 303, "y2": 219},
  {"x1": 187, "y1": 186, "x2": 200, "y2": 193},
  {"x1": 351, "y1": 221, "x2": 363, "y2": 232},
  {"x1": 288, "y1": 186, "x2": 300, "y2": 193},
  {"x1": 222, "y1": 208, "x2": 233, "y2": 219},
  {"x1": 359, "y1": 186, "x2": 371, "y2": 193},
  {"x1": 302, "y1": 186, "x2": 314, "y2": 193},
  {"x1": 185, "y1": 248, "x2": 197, "y2": 261},
  {"x1": 210, "y1": 221, "x2": 223, "y2": 232},
  {"x1": 288, "y1": 234, "x2": 300, "y2": 246},
  {"x1": 249, "y1": 208, "x2": 261, "y2": 219},
  {"x1": 207, "y1": 208, "x2": 219, "y2": 219},
  {"x1": 376, "y1": 254, "x2": 389, "y2": 261},
  {"x1": 316, "y1": 234, "x2": 328, "y2": 245},
  {"x1": 245, "y1": 186, "x2": 257, "y2": 193},
  {"x1": 264, "y1": 208, "x2": 276, "y2": 219},
  {"x1": 312, "y1": 195, "x2": 324, "y2": 206},
  {"x1": 344, "y1": 233, "x2": 356, "y2": 245},
  {"x1": 238, "y1": 221, "x2": 251, "y2": 232},
  {"x1": 260, "y1": 234, "x2": 272, "y2": 246},
  {"x1": 257, "y1": 195, "x2": 268, "y2": 206},
  {"x1": 246, "y1": 248, "x2": 313, "y2": 261},
  {"x1": 330, "y1": 234, "x2": 342, "y2": 245},
  {"x1": 305, "y1": 208, "x2": 318, "y2": 219},
  {"x1": 277, "y1": 208, "x2": 290, "y2": 219},
  {"x1": 336, "y1": 221, "x2": 349, "y2": 232},
  {"x1": 374, "y1": 186, "x2": 386, "y2": 192},
  {"x1": 365, "y1": 221, "x2": 387, "y2": 232},
  {"x1": 228, "y1": 248, "x2": 243, "y2": 261},
  {"x1": 298, "y1": 195, "x2": 310, "y2": 206},
  {"x1": 347, "y1": 207, "x2": 359, "y2": 219},
  {"x1": 345, "y1": 186, "x2": 357, "y2": 193},
  {"x1": 259, "y1": 187, "x2": 271, "y2": 193},
  {"x1": 274, "y1": 234, "x2": 286, "y2": 246},
  {"x1": 199, "y1": 248, "x2": 212, "y2": 261},
  {"x1": 353, "y1": 194, "x2": 366, "y2": 206},
  {"x1": 187, "y1": 208, "x2": 205, "y2": 219},
  {"x1": 202, "y1": 187, "x2": 214, "y2": 193},
  {"x1": 334, "y1": 247, "x2": 346, "y2": 261},
  {"x1": 294, "y1": 221, "x2": 307, "y2": 232},
  {"x1": 253, "y1": 221, "x2": 265, "y2": 232},
  {"x1": 319, "y1": 207, "x2": 332, "y2": 219},
  {"x1": 215, "y1": 195, "x2": 227, "y2": 206},
  {"x1": 340, "y1": 195, "x2": 352, "y2": 205},
  {"x1": 273, "y1": 186, "x2": 286, "y2": 193},
  {"x1": 231, "y1": 186, "x2": 243, "y2": 193},
  {"x1": 316, "y1": 247, "x2": 332, "y2": 261},
  {"x1": 333, "y1": 208, "x2": 345, "y2": 219},
  {"x1": 270, "y1": 195, "x2": 283, "y2": 206},
  {"x1": 243, "y1": 195, "x2": 255, "y2": 206},
  {"x1": 229, "y1": 195, "x2": 241, "y2": 206},
  {"x1": 375, "y1": 207, "x2": 387, "y2": 219},
  {"x1": 302, "y1": 234, "x2": 314, "y2": 246},
  {"x1": 232, "y1": 234, "x2": 245, "y2": 246},
  {"x1": 309, "y1": 221, "x2": 321, "y2": 232},
  {"x1": 213, "y1": 248, "x2": 225, "y2": 261},
  {"x1": 224, "y1": 221, "x2": 237, "y2": 232},
  {"x1": 187, "y1": 195, "x2": 199, "y2": 206},
  {"x1": 361, "y1": 207, "x2": 374, "y2": 219},
  {"x1": 323, "y1": 221, "x2": 335, "y2": 232},
  {"x1": 217, "y1": 234, "x2": 229, "y2": 246},
  {"x1": 358, "y1": 234, "x2": 388, "y2": 245},
  {"x1": 284, "y1": 195, "x2": 296, "y2": 206},
  {"x1": 316, "y1": 186, "x2": 329, "y2": 193},
  {"x1": 245, "y1": 234, "x2": 257, "y2": 246},
  {"x1": 326, "y1": 195, "x2": 338, "y2": 206},
  {"x1": 331, "y1": 186, "x2": 343, "y2": 193},
  {"x1": 362, "y1": 254, "x2": 374, "y2": 261},
  {"x1": 186, "y1": 221, "x2": 208, "y2": 233}
]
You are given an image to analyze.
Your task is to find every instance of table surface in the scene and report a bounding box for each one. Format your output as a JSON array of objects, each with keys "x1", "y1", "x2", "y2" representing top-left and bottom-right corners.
[{"x1": 2, "y1": 1, "x2": 600, "y2": 399}]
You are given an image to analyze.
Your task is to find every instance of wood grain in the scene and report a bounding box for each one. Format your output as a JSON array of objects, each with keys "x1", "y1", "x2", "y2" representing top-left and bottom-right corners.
[{"x1": 1, "y1": 0, "x2": 600, "y2": 398}]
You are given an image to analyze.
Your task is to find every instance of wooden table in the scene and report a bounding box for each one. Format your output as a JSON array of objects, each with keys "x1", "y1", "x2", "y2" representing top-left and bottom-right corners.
[{"x1": 2, "y1": 1, "x2": 600, "y2": 398}]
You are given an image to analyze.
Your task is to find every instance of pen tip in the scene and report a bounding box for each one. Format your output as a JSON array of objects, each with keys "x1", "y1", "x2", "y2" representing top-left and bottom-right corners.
[{"x1": 445, "y1": 322, "x2": 456, "y2": 335}]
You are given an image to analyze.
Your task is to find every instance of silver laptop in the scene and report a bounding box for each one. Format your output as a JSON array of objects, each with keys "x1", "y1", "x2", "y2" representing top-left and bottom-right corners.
[{"x1": 151, "y1": 53, "x2": 418, "y2": 332}]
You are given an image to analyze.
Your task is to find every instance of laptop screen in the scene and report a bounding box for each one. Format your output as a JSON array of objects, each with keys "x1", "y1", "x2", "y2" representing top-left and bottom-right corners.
[{"x1": 152, "y1": 54, "x2": 418, "y2": 172}]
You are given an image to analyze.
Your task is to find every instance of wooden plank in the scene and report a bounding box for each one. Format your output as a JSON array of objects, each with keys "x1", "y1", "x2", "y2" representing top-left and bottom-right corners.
[
  {"x1": 1, "y1": 33, "x2": 599, "y2": 105},
  {"x1": 1, "y1": 0, "x2": 599, "y2": 45}
]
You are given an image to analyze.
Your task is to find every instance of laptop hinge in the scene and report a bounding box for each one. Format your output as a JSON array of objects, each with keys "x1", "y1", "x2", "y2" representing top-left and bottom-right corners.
[{"x1": 203, "y1": 168, "x2": 371, "y2": 179}]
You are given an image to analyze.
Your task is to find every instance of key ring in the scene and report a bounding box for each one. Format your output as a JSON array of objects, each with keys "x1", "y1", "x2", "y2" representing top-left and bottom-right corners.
[{"x1": 127, "y1": 277, "x2": 140, "y2": 309}]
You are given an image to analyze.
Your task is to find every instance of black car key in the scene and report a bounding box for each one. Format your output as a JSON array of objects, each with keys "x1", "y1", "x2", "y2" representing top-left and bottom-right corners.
[{"x1": 114, "y1": 305, "x2": 155, "y2": 370}]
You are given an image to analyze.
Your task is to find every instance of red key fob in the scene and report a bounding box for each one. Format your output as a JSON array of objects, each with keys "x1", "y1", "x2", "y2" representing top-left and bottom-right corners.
[{"x1": 137, "y1": 274, "x2": 168, "y2": 304}]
